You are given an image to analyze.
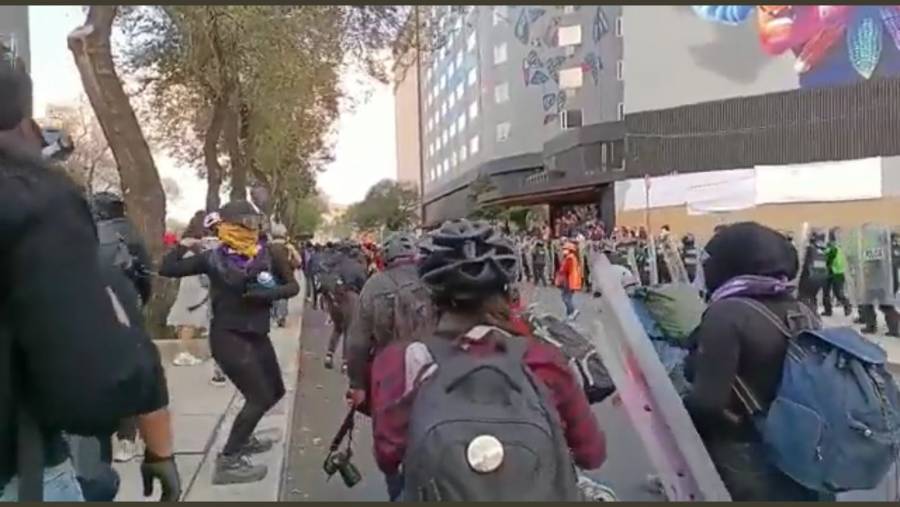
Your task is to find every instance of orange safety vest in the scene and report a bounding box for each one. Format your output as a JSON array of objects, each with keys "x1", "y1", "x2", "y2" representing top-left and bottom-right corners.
[{"x1": 557, "y1": 251, "x2": 583, "y2": 291}]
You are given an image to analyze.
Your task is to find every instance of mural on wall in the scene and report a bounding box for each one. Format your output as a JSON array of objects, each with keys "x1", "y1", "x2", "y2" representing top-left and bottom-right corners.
[
  {"x1": 507, "y1": 5, "x2": 609, "y2": 126},
  {"x1": 693, "y1": 6, "x2": 900, "y2": 88}
]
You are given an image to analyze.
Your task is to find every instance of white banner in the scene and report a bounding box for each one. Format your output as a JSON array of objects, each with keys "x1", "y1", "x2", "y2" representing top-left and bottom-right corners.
[{"x1": 754, "y1": 158, "x2": 883, "y2": 205}]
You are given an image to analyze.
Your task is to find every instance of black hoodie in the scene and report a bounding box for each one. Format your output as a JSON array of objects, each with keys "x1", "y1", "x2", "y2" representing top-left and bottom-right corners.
[
  {"x1": 684, "y1": 222, "x2": 814, "y2": 442},
  {"x1": 0, "y1": 146, "x2": 167, "y2": 484}
]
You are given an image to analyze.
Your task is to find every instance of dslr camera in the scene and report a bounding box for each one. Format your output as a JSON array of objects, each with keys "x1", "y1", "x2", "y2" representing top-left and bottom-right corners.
[{"x1": 322, "y1": 447, "x2": 361, "y2": 488}]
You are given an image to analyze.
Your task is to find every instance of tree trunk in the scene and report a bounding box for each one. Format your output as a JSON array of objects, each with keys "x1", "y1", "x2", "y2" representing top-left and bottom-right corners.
[
  {"x1": 68, "y1": 5, "x2": 175, "y2": 339},
  {"x1": 224, "y1": 100, "x2": 247, "y2": 202},
  {"x1": 204, "y1": 97, "x2": 227, "y2": 211}
]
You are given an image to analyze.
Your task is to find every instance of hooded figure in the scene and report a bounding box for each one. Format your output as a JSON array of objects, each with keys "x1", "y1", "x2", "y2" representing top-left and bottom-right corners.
[
  {"x1": 683, "y1": 222, "x2": 822, "y2": 501},
  {"x1": 159, "y1": 200, "x2": 299, "y2": 485}
]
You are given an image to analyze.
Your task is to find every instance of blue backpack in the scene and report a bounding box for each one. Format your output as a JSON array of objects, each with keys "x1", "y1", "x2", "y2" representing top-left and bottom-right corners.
[{"x1": 733, "y1": 299, "x2": 900, "y2": 493}]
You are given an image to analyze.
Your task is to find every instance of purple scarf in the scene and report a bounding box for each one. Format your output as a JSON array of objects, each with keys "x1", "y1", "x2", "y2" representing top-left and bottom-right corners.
[
  {"x1": 709, "y1": 274, "x2": 794, "y2": 303},
  {"x1": 218, "y1": 242, "x2": 264, "y2": 270}
]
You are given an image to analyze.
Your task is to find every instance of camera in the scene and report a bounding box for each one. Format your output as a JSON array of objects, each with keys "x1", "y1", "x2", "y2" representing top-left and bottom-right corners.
[{"x1": 322, "y1": 448, "x2": 361, "y2": 488}]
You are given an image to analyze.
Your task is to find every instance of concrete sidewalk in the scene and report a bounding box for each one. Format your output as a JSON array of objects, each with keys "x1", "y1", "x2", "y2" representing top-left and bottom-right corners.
[{"x1": 113, "y1": 285, "x2": 305, "y2": 502}]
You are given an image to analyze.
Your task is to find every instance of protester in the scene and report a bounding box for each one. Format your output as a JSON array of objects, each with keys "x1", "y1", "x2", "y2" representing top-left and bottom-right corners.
[
  {"x1": 167, "y1": 211, "x2": 210, "y2": 368},
  {"x1": 160, "y1": 200, "x2": 299, "y2": 485},
  {"x1": 683, "y1": 222, "x2": 821, "y2": 501},
  {"x1": 369, "y1": 219, "x2": 606, "y2": 501},
  {"x1": 0, "y1": 50, "x2": 179, "y2": 501},
  {"x1": 555, "y1": 241, "x2": 583, "y2": 320}
]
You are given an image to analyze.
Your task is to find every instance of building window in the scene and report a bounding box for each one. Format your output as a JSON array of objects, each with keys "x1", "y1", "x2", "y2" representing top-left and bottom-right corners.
[
  {"x1": 442, "y1": 129, "x2": 449, "y2": 145},
  {"x1": 467, "y1": 31, "x2": 477, "y2": 52},
  {"x1": 448, "y1": 60, "x2": 455, "y2": 77},
  {"x1": 467, "y1": 67, "x2": 477, "y2": 87},
  {"x1": 616, "y1": 59, "x2": 624, "y2": 81},
  {"x1": 615, "y1": 16, "x2": 623, "y2": 37},
  {"x1": 457, "y1": 114, "x2": 466, "y2": 132},
  {"x1": 563, "y1": 5, "x2": 575, "y2": 14},
  {"x1": 429, "y1": 142, "x2": 434, "y2": 157},
  {"x1": 617, "y1": 102, "x2": 625, "y2": 120},
  {"x1": 455, "y1": 82, "x2": 464, "y2": 101},
  {"x1": 557, "y1": 25, "x2": 582, "y2": 46},
  {"x1": 493, "y1": 42, "x2": 508, "y2": 65},
  {"x1": 469, "y1": 135, "x2": 480, "y2": 155},
  {"x1": 494, "y1": 82, "x2": 510, "y2": 103},
  {"x1": 560, "y1": 109, "x2": 583, "y2": 130},
  {"x1": 450, "y1": 122, "x2": 457, "y2": 138},
  {"x1": 441, "y1": 101, "x2": 447, "y2": 118},
  {"x1": 432, "y1": 83, "x2": 439, "y2": 98},
  {"x1": 439, "y1": 75, "x2": 446, "y2": 92},
  {"x1": 425, "y1": 67, "x2": 432, "y2": 82},
  {"x1": 493, "y1": 5, "x2": 507, "y2": 26},
  {"x1": 460, "y1": 145, "x2": 468, "y2": 162},
  {"x1": 496, "y1": 121, "x2": 511, "y2": 143},
  {"x1": 456, "y1": 50, "x2": 463, "y2": 68},
  {"x1": 435, "y1": 135, "x2": 441, "y2": 150},
  {"x1": 444, "y1": 158, "x2": 450, "y2": 174},
  {"x1": 559, "y1": 67, "x2": 583, "y2": 89},
  {"x1": 448, "y1": 92, "x2": 456, "y2": 109},
  {"x1": 469, "y1": 100, "x2": 479, "y2": 120},
  {"x1": 451, "y1": 151, "x2": 458, "y2": 168}
]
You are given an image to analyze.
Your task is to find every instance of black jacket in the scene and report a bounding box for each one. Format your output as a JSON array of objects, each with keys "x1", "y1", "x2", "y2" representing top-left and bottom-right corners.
[
  {"x1": 159, "y1": 241, "x2": 299, "y2": 335},
  {"x1": 0, "y1": 146, "x2": 168, "y2": 483},
  {"x1": 95, "y1": 217, "x2": 153, "y2": 304}
]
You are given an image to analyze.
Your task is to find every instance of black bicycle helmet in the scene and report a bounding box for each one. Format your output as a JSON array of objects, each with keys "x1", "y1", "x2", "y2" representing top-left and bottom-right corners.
[
  {"x1": 90, "y1": 191, "x2": 126, "y2": 221},
  {"x1": 382, "y1": 232, "x2": 417, "y2": 264},
  {"x1": 418, "y1": 219, "x2": 518, "y2": 301}
]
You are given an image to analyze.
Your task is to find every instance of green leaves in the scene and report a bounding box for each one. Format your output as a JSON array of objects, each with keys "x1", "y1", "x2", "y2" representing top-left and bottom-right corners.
[{"x1": 346, "y1": 179, "x2": 420, "y2": 232}]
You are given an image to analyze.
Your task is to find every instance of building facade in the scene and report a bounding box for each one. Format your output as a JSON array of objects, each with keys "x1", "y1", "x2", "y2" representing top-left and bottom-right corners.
[
  {"x1": 410, "y1": 5, "x2": 625, "y2": 226},
  {"x1": 0, "y1": 6, "x2": 30, "y2": 71},
  {"x1": 617, "y1": 5, "x2": 900, "y2": 237},
  {"x1": 393, "y1": 48, "x2": 423, "y2": 194}
]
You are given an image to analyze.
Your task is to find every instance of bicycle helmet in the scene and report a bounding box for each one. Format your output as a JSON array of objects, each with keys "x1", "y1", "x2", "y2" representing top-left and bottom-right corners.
[
  {"x1": 418, "y1": 219, "x2": 518, "y2": 301},
  {"x1": 382, "y1": 232, "x2": 417, "y2": 264},
  {"x1": 203, "y1": 211, "x2": 222, "y2": 230}
]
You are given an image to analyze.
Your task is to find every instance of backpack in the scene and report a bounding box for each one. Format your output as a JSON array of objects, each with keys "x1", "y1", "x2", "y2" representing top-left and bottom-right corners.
[
  {"x1": 403, "y1": 329, "x2": 581, "y2": 501},
  {"x1": 733, "y1": 298, "x2": 900, "y2": 493},
  {"x1": 373, "y1": 269, "x2": 436, "y2": 348},
  {"x1": 524, "y1": 309, "x2": 615, "y2": 404},
  {"x1": 96, "y1": 221, "x2": 136, "y2": 278},
  {"x1": 634, "y1": 283, "x2": 706, "y2": 345}
]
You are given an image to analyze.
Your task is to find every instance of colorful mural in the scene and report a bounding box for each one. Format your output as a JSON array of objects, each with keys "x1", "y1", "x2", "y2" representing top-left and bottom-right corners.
[
  {"x1": 693, "y1": 5, "x2": 900, "y2": 88},
  {"x1": 507, "y1": 6, "x2": 609, "y2": 125}
]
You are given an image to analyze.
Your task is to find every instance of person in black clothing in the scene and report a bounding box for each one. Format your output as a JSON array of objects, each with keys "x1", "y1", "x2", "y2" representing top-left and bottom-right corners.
[
  {"x1": 89, "y1": 191, "x2": 153, "y2": 305},
  {"x1": 683, "y1": 222, "x2": 823, "y2": 501},
  {"x1": 0, "y1": 50, "x2": 177, "y2": 501},
  {"x1": 324, "y1": 243, "x2": 367, "y2": 371},
  {"x1": 159, "y1": 200, "x2": 299, "y2": 485},
  {"x1": 797, "y1": 230, "x2": 829, "y2": 314},
  {"x1": 532, "y1": 241, "x2": 547, "y2": 286},
  {"x1": 680, "y1": 234, "x2": 699, "y2": 282}
]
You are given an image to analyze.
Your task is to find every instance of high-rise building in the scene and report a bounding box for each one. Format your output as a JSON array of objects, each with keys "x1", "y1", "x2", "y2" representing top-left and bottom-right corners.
[
  {"x1": 393, "y1": 46, "x2": 423, "y2": 194},
  {"x1": 410, "y1": 5, "x2": 625, "y2": 227},
  {"x1": 0, "y1": 6, "x2": 30, "y2": 70}
]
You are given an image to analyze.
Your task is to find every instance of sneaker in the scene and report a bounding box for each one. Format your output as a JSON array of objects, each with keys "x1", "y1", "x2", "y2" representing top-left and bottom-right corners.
[
  {"x1": 241, "y1": 435, "x2": 277, "y2": 455},
  {"x1": 113, "y1": 438, "x2": 138, "y2": 463},
  {"x1": 173, "y1": 352, "x2": 203, "y2": 367},
  {"x1": 212, "y1": 454, "x2": 267, "y2": 485},
  {"x1": 567, "y1": 309, "x2": 580, "y2": 321},
  {"x1": 323, "y1": 353, "x2": 334, "y2": 370}
]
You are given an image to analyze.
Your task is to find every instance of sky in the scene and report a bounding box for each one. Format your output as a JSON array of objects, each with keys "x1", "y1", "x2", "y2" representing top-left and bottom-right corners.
[{"x1": 28, "y1": 6, "x2": 396, "y2": 221}]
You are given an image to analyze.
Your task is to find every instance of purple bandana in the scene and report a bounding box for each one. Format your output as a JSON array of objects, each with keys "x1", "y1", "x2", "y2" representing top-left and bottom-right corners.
[{"x1": 709, "y1": 274, "x2": 794, "y2": 303}]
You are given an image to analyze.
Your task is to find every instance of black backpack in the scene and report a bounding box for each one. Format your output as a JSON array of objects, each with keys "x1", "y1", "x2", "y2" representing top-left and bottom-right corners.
[
  {"x1": 96, "y1": 220, "x2": 137, "y2": 279},
  {"x1": 402, "y1": 329, "x2": 581, "y2": 501},
  {"x1": 372, "y1": 269, "x2": 436, "y2": 348}
]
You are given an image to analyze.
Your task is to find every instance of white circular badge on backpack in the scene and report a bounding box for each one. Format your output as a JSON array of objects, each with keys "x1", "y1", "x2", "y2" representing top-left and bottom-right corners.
[{"x1": 467, "y1": 434, "x2": 504, "y2": 473}]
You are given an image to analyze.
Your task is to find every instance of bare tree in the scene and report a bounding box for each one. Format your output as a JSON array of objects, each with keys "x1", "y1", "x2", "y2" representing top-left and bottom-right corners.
[{"x1": 47, "y1": 95, "x2": 120, "y2": 194}]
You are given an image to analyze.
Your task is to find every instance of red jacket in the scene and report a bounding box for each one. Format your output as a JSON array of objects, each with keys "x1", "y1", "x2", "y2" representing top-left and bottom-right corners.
[{"x1": 370, "y1": 331, "x2": 607, "y2": 475}]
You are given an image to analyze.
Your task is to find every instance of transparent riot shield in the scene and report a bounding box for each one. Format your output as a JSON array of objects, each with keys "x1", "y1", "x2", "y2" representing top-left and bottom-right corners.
[
  {"x1": 842, "y1": 225, "x2": 894, "y2": 306},
  {"x1": 625, "y1": 246, "x2": 643, "y2": 286},
  {"x1": 660, "y1": 235, "x2": 690, "y2": 285},
  {"x1": 792, "y1": 222, "x2": 810, "y2": 285},
  {"x1": 586, "y1": 253, "x2": 731, "y2": 501}
]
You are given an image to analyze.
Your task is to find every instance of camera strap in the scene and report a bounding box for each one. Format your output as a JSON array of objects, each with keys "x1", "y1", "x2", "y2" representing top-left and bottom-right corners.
[{"x1": 329, "y1": 408, "x2": 356, "y2": 453}]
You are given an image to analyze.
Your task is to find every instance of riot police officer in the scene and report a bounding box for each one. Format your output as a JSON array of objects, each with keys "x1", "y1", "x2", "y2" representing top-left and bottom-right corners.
[
  {"x1": 797, "y1": 230, "x2": 829, "y2": 313},
  {"x1": 680, "y1": 233, "x2": 699, "y2": 282}
]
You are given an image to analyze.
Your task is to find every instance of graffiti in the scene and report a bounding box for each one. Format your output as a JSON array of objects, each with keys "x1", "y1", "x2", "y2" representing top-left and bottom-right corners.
[
  {"x1": 546, "y1": 55, "x2": 566, "y2": 83},
  {"x1": 593, "y1": 6, "x2": 610, "y2": 42},
  {"x1": 557, "y1": 90, "x2": 568, "y2": 114},
  {"x1": 530, "y1": 69, "x2": 550, "y2": 86},
  {"x1": 543, "y1": 113, "x2": 559, "y2": 125},
  {"x1": 693, "y1": 5, "x2": 900, "y2": 88},
  {"x1": 515, "y1": 8, "x2": 530, "y2": 44},
  {"x1": 542, "y1": 16, "x2": 561, "y2": 47},
  {"x1": 583, "y1": 52, "x2": 603, "y2": 85},
  {"x1": 542, "y1": 92, "x2": 556, "y2": 111}
]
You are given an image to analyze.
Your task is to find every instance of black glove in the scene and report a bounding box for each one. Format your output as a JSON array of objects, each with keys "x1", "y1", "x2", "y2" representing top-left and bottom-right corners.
[{"x1": 141, "y1": 452, "x2": 182, "y2": 502}]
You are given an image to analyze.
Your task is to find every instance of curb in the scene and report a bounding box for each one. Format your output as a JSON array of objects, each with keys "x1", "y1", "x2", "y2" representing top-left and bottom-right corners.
[{"x1": 277, "y1": 274, "x2": 306, "y2": 501}]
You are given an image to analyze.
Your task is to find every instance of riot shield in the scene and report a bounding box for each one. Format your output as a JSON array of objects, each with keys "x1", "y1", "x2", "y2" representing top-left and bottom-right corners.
[
  {"x1": 625, "y1": 246, "x2": 643, "y2": 286},
  {"x1": 586, "y1": 253, "x2": 731, "y2": 501},
  {"x1": 842, "y1": 224, "x2": 894, "y2": 306},
  {"x1": 660, "y1": 235, "x2": 690, "y2": 285},
  {"x1": 792, "y1": 222, "x2": 810, "y2": 285}
]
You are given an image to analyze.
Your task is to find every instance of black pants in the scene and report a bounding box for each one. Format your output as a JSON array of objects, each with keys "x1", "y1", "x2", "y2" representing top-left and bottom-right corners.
[
  {"x1": 798, "y1": 282, "x2": 823, "y2": 315},
  {"x1": 706, "y1": 440, "x2": 825, "y2": 501},
  {"x1": 211, "y1": 327, "x2": 286, "y2": 456},
  {"x1": 533, "y1": 264, "x2": 546, "y2": 286},
  {"x1": 822, "y1": 275, "x2": 850, "y2": 315},
  {"x1": 858, "y1": 304, "x2": 900, "y2": 335}
]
